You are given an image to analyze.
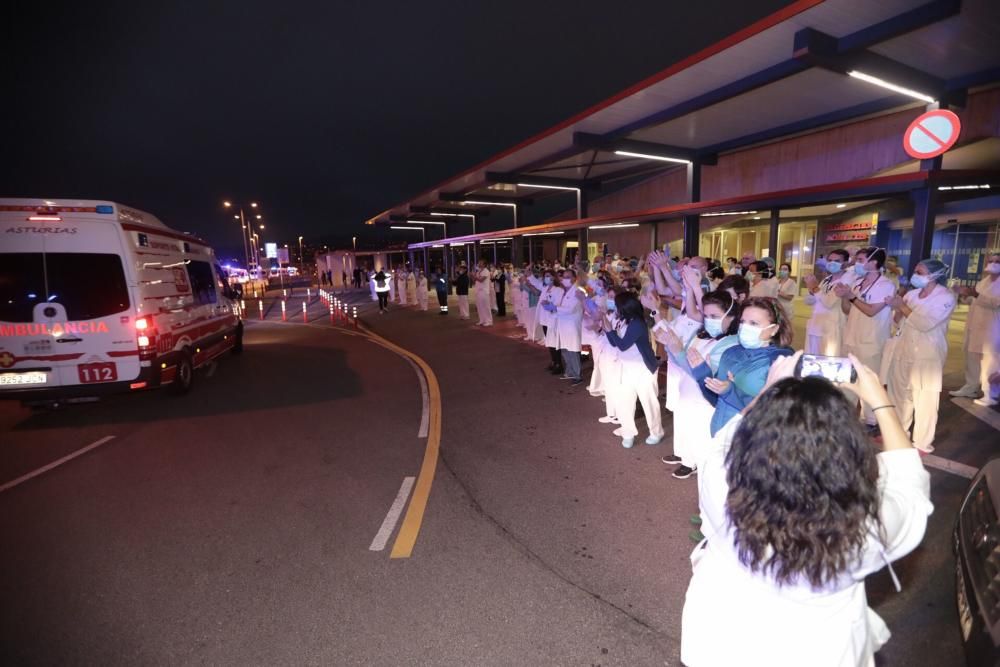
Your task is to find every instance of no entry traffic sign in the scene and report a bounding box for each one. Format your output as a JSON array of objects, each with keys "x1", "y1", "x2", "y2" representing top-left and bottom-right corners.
[{"x1": 904, "y1": 109, "x2": 961, "y2": 160}]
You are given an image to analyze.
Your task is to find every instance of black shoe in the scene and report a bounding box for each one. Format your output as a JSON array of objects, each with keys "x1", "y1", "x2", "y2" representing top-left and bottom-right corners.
[
  {"x1": 570, "y1": 378, "x2": 584, "y2": 386},
  {"x1": 672, "y1": 465, "x2": 697, "y2": 480},
  {"x1": 661, "y1": 454, "x2": 682, "y2": 466}
]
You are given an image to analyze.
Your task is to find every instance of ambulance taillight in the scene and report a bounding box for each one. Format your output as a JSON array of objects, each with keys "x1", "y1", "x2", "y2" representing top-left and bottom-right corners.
[{"x1": 135, "y1": 317, "x2": 157, "y2": 360}]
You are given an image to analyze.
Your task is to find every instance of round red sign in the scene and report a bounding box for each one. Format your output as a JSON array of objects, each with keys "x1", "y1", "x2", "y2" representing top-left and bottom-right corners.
[{"x1": 904, "y1": 109, "x2": 961, "y2": 160}]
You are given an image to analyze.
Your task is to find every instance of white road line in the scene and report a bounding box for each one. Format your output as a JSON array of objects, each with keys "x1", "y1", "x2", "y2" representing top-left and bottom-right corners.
[
  {"x1": 404, "y1": 356, "x2": 430, "y2": 438},
  {"x1": 369, "y1": 476, "x2": 416, "y2": 552},
  {"x1": 0, "y1": 435, "x2": 116, "y2": 494},
  {"x1": 923, "y1": 454, "x2": 978, "y2": 480},
  {"x1": 951, "y1": 397, "x2": 1000, "y2": 431}
]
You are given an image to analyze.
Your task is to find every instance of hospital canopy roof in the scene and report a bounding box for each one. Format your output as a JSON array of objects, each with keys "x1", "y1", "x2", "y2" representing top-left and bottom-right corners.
[{"x1": 365, "y1": 0, "x2": 1000, "y2": 238}]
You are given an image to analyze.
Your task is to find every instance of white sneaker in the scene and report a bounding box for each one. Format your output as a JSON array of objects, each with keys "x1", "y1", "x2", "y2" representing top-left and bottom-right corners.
[
  {"x1": 974, "y1": 397, "x2": 998, "y2": 407},
  {"x1": 598, "y1": 416, "x2": 619, "y2": 424},
  {"x1": 645, "y1": 434, "x2": 663, "y2": 445},
  {"x1": 950, "y1": 387, "x2": 980, "y2": 398},
  {"x1": 622, "y1": 437, "x2": 635, "y2": 449}
]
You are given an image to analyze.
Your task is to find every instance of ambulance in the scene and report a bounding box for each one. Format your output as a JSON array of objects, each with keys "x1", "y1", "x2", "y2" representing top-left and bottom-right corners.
[{"x1": 0, "y1": 198, "x2": 243, "y2": 404}]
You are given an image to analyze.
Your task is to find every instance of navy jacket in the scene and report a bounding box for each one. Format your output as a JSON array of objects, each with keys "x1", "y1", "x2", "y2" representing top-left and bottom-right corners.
[{"x1": 606, "y1": 318, "x2": 658, "y2": 374}]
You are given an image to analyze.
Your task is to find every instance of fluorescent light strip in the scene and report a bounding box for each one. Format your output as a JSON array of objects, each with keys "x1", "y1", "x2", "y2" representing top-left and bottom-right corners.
[
  {"x1": 523, "y1": 231, "x2": 565, "y2": 236},
  {"x1": 429, "y1": 212, "x2": 475, "y2": 218},
  {"x1": 847, "y1": 70, "x2": 936, "y2": 103},
  {"x1": 515, "y1": 182, "x2": 580, "y2": 191},
  {"x1": 449, "y1": 243, "x2": 466, "y2": 246},
  {"x1": 462, "y1": 200, "x2": 517, "y2": 207},
  {"x1": 431, "y1": 244, "x2": 444, "y2": 248},
  {"x1": 407, "y1": 220, "x2": 446, "y2": 225},
  {"x1": 588, "y1": 223, "x2": 640, "y2": 230},
  {"x1": 389, "y1": 226, "x2": 423, "y2": 232},
  {"x1": 614, "y1": 150, "x2": 690, "y2": 164},
  {"x1": 702, "y1": 210, "x2": 758, "y2": 217},
  {"x1": 938, "y1": 184, "x2": 991, "y2": 191}
]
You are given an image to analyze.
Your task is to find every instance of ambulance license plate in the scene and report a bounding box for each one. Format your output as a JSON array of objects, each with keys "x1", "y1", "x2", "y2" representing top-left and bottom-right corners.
[
  {"x1": 77, "y1": 362, "x2": 117, "y2": 384},
  {"x1": 0, "y1": 371, "x2": 47, "y2": 385}
]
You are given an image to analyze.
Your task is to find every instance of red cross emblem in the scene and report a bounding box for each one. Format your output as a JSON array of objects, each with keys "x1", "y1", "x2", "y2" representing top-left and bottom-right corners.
[{"x1": 0, "y1": 352, "x2": 14, "y2": 368}]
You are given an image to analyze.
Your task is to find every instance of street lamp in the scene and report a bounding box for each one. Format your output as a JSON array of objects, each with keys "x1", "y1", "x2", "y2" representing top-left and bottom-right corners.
[
  {"x1": 223, "y1": 201, "x2": 253, "y2": 280},
  {"x1": 298, "y1": 236, "x2": 304, "y2": 274}
]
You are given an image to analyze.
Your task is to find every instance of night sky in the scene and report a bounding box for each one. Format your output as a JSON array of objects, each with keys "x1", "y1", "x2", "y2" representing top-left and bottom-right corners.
[{"x1": 5, "y1": 0, "x2": 790, "y2": 260}]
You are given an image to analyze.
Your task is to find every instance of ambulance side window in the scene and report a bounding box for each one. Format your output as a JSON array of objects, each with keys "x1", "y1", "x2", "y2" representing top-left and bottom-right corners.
[{"x1": 186, "y1": 261, "x2": 217, "y2": 306}]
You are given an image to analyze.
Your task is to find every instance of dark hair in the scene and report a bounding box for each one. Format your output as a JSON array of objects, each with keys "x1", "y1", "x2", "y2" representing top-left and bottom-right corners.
[
  {"x1": 856, "y1": 246, "x2": 886, "y2": 270},
  {"x1": 750, "y1": 261, "x2": 773, "y2": 279},
  {"x1": 698, "y1": 290, "x2": 739, "y2": 339},
  {"x1": 726, "y1": 256, "x2": 738, "y2": 264},
  {"x1": 718, "y1": 275, "x2": 750, "y2": 299},
  {"x1": 707, "y1": 266, "x2": 726, "y2": 282},
  {"x1": 725, "y1": 376, "x2": 881, "y2": 588},
  {"x1": 829, "y1": 248, "x2": 850, "y2": 262},
  {"x1": 741, "y1": 296, "x2": 793, "y2": 347},
  {"x1": 614, "y1": 291, "x2": 645, "y2": 323}
]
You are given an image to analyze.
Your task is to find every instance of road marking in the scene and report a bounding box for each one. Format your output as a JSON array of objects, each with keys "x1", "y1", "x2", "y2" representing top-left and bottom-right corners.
[
  {"x1": 923, "y1": 454, "x2": 978, "y2": 480},
  {"x1": 369, "y1": 476, "x2": 416, "y2": 551},
  {"x1": 0, "y1": 435, "x2": 116, "y2": 494},
  {"x1": 403, "y1": 356, "x2": 430, "y2": 438},
  {"x1": 951, "y1": 397, "x2": 1000, "y2": 431},
  {"x1": 357, "y1": 323, "x2": 442, "y2": 559}
]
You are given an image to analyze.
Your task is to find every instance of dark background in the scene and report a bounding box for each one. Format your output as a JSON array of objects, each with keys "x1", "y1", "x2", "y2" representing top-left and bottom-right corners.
[{"x1": 3, "y1": 0, "x2": 790, "y2": 259}]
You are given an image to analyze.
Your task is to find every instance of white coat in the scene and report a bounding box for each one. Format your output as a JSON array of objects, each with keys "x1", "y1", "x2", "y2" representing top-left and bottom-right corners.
[
  {"x1": 405, "y1": 273, "x2": 417, "y2": 304},
  {"x1": 803, "y1": 272, "x2": 857, "y2": 356},
  {"x1": 553, "y1": 286, "x2": 584, "y2": 353},
  {"x1": 843, "y1": 275, "x2": 895, "y2": 373},
  {"x1": 965, "y1": 275, "x2": 1000, "y2": 355},
  {"x1": 673, "y1": 334, "x2": 736, "y2": 468},
  {"x1": 882, "y1": 284, "x2": 956, "y2": 451},
  {"x1": 538, "y1": 284, "x2": 564, "y2": 348},
  {"x1": 777, "y1": 277, "x2": 797, "y2": 322},
  {"x1": 682, "y1": 417, "x2": 932, "y2": 667},
  {"x1": 750, "y1": 276, "x2": 780, "y2": 298},
  {"x1": 415, "y1": 275, "x2": 428, "y2": 310}
]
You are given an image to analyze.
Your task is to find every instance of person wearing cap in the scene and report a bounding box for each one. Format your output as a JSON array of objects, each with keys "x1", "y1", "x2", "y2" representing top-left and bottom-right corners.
[
  {"x1": 882, "y1": 258, "x2": 957, "y2": 453},
  {"x1": 951, "y1": 252, "x2": 1000, "y2": 406}
]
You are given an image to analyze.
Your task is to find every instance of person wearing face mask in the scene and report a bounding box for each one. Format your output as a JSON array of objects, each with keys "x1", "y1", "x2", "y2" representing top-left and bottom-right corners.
[
  {"x1": 473, "y1": 260, "x2": 493, "y2": 327},
  {"x1": 586, "y1": 277, "x2": 611, "y2": 397},
  {"x1": 656, "y1": 289, "x2": 740, "y2": 480},
  {"x1": 594, "y1": 288, "x2": 625, "y2": 424},
  {"x1": 951, "y1": 253, "x2": 1000, "y2": 405},
  {"x1": 520, "y1": 268, "x2": 542, "y2": 342},
  {"x1": 603, "y1": 292, "x2": 663, "y2": 448},
  {"x1": 881, "y1": 259, "x2": 957, "y2": 453},
  {"x1": 453, "y1": 264, "x2": 470, "y2": 320},
  {"x1": 537, "y1": 270, "x2": 565, "y2": 374},
  {"x1": 726, "y1": 257, "x2": 742, "y2": 276},
  {"x1": 717, "y1": 275, "x2": 750, "y2": 306},
  {"x1": 834, "y1": 247, "x2": 895, "y2": 430},
  {"x1": 698, "y1": 297, "x2": 794, "y2": 436},
  {"x1": 748, "y1": 261, "x2": 779, "y2": 298},
  {"x1": 405, "y1": 266, "x2": 417, "y2": 305},
  {"x1": 802, "y1": 249, "x2": 855, "y2": 355},
  {"x1": 553, "y1": 269, "x2": 585, "y2": 384},
  {"x1": 775, "y1": 263, "x2": 797, "y2": 322}
]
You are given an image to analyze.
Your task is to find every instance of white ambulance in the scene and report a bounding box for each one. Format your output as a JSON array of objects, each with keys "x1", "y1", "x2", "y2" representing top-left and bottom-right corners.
[{"x1": 0, "y1": 198, "x2": 243, "y2": 404}]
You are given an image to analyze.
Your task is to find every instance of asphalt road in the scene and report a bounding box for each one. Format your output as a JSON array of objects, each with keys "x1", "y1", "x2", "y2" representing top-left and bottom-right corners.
[{"x1": 0, "y1": 288, "x2": 994, "y2": 666}]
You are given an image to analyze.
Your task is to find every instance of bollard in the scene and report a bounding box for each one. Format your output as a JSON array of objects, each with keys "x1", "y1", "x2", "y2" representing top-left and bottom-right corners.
[
  {"x1": 352, "y1": 306, "x2": 358, "y2": 329},
  {"x1": 282, "y1": 289, "x2": 287, "y2": 299},
  {"x1": 258, "y1": 299, "x2": 264, "y2": 320},
  {"x1": 281, "y1": 300, "x2": 287, "y2": 321},
  {"x1": 302, "y1": 301, "x2": 308, "y2": 323},
  {"x1": 329, "y1": 303, "x2": 335, "y2": 323}
]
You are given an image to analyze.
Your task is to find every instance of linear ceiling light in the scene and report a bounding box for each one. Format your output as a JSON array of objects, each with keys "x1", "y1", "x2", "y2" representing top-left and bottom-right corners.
[
  {"x1": 390, "y1": 226, "x2": 423, "y2": 232},
  {"x1": 847, "y1": 70, "x2": 936, "y2": 103},
  {"x1": 702, "y1": 210, "x2": 758, "y2": 217},
  {"x1": 938, "y1": 184, "x2": 991, "y2": 191},
  {"x1": 462, "y1": 200, "x2": 517, "y2": 207},
  {"x1": 407, "y1": 219, "x2": 446, "y2": 225},
  {"x1": 614, "y1": 150, "x2": 690, "y2": 164},
  {"x1": 429, "y1": 212, "x2": 475, "y2": 218},
  {"x1": 523, "y1": 231, "x2": 565, "y2": 236},
  {"x1": 588, "y1": 223, "x2": 640, "y2": 230},
  {"x1": 515, "y1": 182, "x2": 580, "y2": 191}
]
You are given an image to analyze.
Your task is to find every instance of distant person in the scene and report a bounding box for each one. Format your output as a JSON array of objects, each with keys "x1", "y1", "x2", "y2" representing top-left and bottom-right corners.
[
  {"x1": 474, "y1": 259, "x2": 493, "y2": 326},
  {"x1": 342, "y1": 270, "x2": 348, "y2": 289},
  {"x1": 952, "y1": 252, "x2": 1000, "y2": 405},
  {"x1": 432, "y1": 264, "x2": 449, "y2": 315},
  {"x1": 739, "y1": 251, "x2": 756, "y2": 276},
  {"x1": 776, "y1": 262, "x2": 797, "y2": 322},
  {"x1": 453, "y1": 265, "x2": 471, "y2": 320},
  {"x1": 372, "y1": 268, "x2": 390, "y2": 313},
  {"x1": 415, "y1": 269, "x2": 429, "y2": 311}
]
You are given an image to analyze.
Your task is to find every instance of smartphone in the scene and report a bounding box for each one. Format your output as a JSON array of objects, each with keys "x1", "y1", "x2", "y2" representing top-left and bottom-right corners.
[{"x1": 794, "y1": 353, "x2": 857, "y2": 383}]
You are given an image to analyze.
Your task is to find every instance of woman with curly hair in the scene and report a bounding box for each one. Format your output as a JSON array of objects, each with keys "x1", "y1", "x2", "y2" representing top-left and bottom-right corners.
[{"x1": 681, "y1": 352, "x2": 932, "y2": 667}]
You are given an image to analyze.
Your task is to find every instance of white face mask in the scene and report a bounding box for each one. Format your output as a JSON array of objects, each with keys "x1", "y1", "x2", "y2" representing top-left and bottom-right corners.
[
  {"x1": 561, "y1": 278, "x2": 573, "y2": 288},
  {"x1": 986, "y1": 262, "x2": 1000, "y2": 275},
  {"x1": 738, "y1": 322, "x2": 776, "y2": 349}
]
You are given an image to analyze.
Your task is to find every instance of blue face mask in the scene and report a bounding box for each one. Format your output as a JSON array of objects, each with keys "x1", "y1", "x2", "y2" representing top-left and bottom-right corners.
[
  {"x1": 544, "y1": 276, "x2": 554, "y2": 286},
  {"x1": 854, "y1": 263, "x2": 868, "y2": 276},
  {"x1": 738, "y1": 322, "x2": 775, "y2": 349},
  {"x1": 607, "y1": 301, "x2": 617, "y2": 312},
  {"x1": 595, "y1": 287, "x2": 606, "y2": 296},
  {"x1": 825, "y1": 260, "x2": 842, "y2": 274},
  {"x1": 910, "y1": 273, "x2": 934, "y2": 289},
  {"x1": 704, "y1": 317, "x2": 725, "y2": 337}
]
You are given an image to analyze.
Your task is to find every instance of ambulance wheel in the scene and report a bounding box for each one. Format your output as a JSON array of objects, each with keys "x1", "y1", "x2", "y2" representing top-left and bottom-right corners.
[
  {"x1": 231, "y1": 325, "x2": 244, "y2": 355},
  {"x1": 170, "y1": 352, "x2": 194, "y2": 395}
]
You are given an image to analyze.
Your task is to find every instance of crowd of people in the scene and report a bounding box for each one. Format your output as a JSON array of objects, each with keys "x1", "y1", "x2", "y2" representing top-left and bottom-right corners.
[{"x1": 354, "y1": 244, "x2": 1000, "y2": 664}]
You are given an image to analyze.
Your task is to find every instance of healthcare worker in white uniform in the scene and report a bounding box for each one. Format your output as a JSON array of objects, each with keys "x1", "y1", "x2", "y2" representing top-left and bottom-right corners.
[
  {"x1": 882, "y1": 259, "x2": 956, "y2": 453},
  {"x1": 405, "y1": 268, "x2": 417, "y2": 305},
  {"x1": 748, "y1": 260, "x2": 780, "y2": 298},
  {"x1": 585, "y1": 277, "x2": 611, "y2": 396},
  {"x1": 802, "y1": 249, "x2": 855, "y2": 355},
  {"x1": 775, "y1": 262, "x2": 797, "y2": 323},
  {"x1": 681, "y1": 352, "x2": 932, "y2": 667},
  {"x1": 537, "y1": 271, "x2": 565, "y2": 373},
  {"x1": 474, "y1": 260, "x2": 493, "y2": 327},
  {"x1": 951, "y1": 252, "x2": 1000, "y2": 405},
  {"x1": 835, "y1": 247, "x2": 895, "y2": 429},
  {"x1": 554, "y1": 269, "x2": 585, "y2": 384},
  {"x1": 415, "y1": 269, "x2": 428, "y2": 311}
]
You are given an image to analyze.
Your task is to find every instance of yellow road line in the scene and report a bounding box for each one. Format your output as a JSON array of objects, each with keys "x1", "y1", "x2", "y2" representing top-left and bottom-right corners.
[{"x1": 357, "y1": 323, "x2": 442, "y2": 559}]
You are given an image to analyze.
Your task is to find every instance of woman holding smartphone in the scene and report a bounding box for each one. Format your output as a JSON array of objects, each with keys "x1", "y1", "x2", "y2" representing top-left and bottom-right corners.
[
  {"x1": 882, "y1": 258, "x2": 957, "y2": 453},
  {"x1": 681, "y1": 351, "x2": 932, "y2": 667}
]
